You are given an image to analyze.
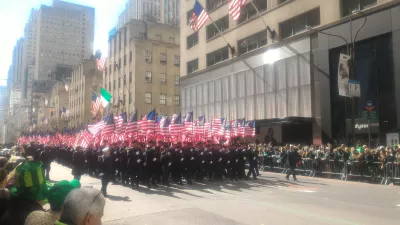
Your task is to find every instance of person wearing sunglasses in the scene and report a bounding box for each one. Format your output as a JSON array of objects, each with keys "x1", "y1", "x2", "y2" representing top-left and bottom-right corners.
[{"x1": 56, "y1": 187, "x2": 105, "y2": 225}]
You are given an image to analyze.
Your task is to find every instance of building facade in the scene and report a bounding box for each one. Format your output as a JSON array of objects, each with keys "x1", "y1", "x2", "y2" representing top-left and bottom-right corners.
[
  {"x1": 69, "y1": 59, "x2": 103, "y2": 128},
  {"x1": 118, "y1": 0, "x2": 180, "y2": 28},
  {"x1": 180, "y1": 0, "x2": 400, "y2": 145},
  {"x1": 12, "y1": 38, "x2": 24, "y2": 90},
  {"x1": 104, "y1": 20, "x2": 181, "y2": 118}
]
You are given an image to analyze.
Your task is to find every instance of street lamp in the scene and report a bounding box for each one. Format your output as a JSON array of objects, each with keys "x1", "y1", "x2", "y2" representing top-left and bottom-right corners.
[{"x1": 306, "y1": 9, "x2": 367, "y2": 145}]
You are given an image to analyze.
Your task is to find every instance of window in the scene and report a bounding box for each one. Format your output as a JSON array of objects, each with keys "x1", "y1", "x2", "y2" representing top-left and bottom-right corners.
[
  {"x1": 187, "y1": 9, "x2": 194, "y2": 25},
  {"x1": 173, "y1": 95, "x2": 180, "y2": 105},
  {"x1": 139, "y1": 32, "x2": 146, "y2": 39},
  {"x1": 174, "y1": 56, "x2": 180, "y2": 66},
  {"x1": 206, "y1": 46, "x2": 229, "y2": 67},
  {"x1": 109, "y1": 82, "x2": 111, "y2": 91},
  {"x1": 155, "y1": 34, "x2": 162, "y2": 41},
  {"x1": 169, "y1": 37, "x2": 175, "y2": 44},
  {"x1": 175, "y1": 75, "x2": 180, "y2": 86},
  {"x1": 187, "y1": 32, "x2": 198, "y2": 49},
  {"x1": 145, "y1": 50, "x2": 152, "y2": 63},
  {"x1": 124, "y1": 28, "x2": 127, "y2": 47},
  {"x1": 124, "y1": 74, "x2": 126, "y2": 85},
  {"x1": 160, "y1": 53, "x2": 167, "y2": 63},
  {"x1": 206, "y1": 16, "x2": 229, "y2": 40},
  {"x1": 123, "y1": 94, "x2": 126, "y2": 105},
  {"x1": 206, "y1": 0, "x2": 228, "y2": 11},
  {"x1": 118, "y1": 58, "x2": 121, "y2": 68},
  {"x1": 129, "y1": 51, "x2": 132, "y2": 62},
  {"x1": 124, "y1": 55, "x2": 126, "y2": 66},
  {"x1": 160, "y1": 73, "x2": 167, "y2": 84},
  {"x1": 238, "y1": 0, "x2": 267, "y2": 24},
  {"x1": 187, "y1": 59, "x2": 199, "y2": 74},
  {"x1": 109, "y1": 66, "x2": 112, "y2": 74},
  {"x1": 279, "y1": 0, "x2": 288, "y2": 4},
  {"x1": 129, "y1": 92, "x2": 132, "y2": 104},
  {"x1": 145, "y1": 71, "x2": 152, "y2": 82},
  {"x1": 145, "y1": 92, "x2": 152, "y2": 104},
  {"x1": 279, "y1": 8, "x2": 320, "y2": 40},
  {"x1": 160, "y1": 94, "x2": 166, "y2": 105},
  {"x1": 105, "y1": 67, "x2": 108, "y2": 76},
  {"x1": 118, "y1": 78, "x2": 121, "y2": 88},
  {"x1": 238, "y1": 30, "x2": 267, "y2": 55},
  {"x1": 129, "y1": 72, "x2": 132, "y2": 83},
  {"x1": 113, "y1": 80, "x2": 116, "y2": 89},
  {"x1": 118, "y1": 31, "x2": 121, "y2": 50},
  {"x1": 341, "y1": 0, "x2": 376, "y2": 17}
]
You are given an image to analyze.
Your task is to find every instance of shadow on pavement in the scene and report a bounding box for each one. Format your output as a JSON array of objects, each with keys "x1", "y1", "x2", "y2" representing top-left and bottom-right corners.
[{"x1": 105, "y1": 195, "x2": 132, "y2": 202}]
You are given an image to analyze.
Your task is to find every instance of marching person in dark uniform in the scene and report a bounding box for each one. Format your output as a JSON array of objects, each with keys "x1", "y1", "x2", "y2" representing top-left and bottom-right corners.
[
  {"x1": 118, "y1": 142, "x2": 129, "y2": 186},
  {"x1": 127, "y1": 141, "x2": 143, "y2": 188},
  {"x1": 246, "y1": 145, "x2": 258, "y2": 180},
  {"x1": 72, "y1": 146, "x2": 86, "y2": 181},
  {"x1": 286, "y1": 145, "x2": 300, "y2": 182},
  {"x1": 195, "y1": 142, "x2": 206, "y2": 182},
  {"x1": 153, "y1": 146, "x2": 162, "y2": 185},
  {"x1": 160, "y1": 145, "x2": 173, "y2": 186},
  {"x1": 227, "y1": 144, "x2": 237, "y2": 181},
  {"x1": 183, "y1": 142, "x2": 195, "y2": 185},
  {"x1": 144, "y1": 140, "x2": 156, "y2": 188},
  {"x1": 85, "y1": 144, "x2": 95, "y2": 177},
  {"x1": 99, "y1": 147, "x2": 113, "y2": 196},
  {"x1": 171, "y1": 143, "x2": 183, "y2": 185},
  {"x1": 39, "y1": 145, "x2": 53, "y2": 180},
  {"x1": 110, "y1": 142, "x2": 119, "y2": 182},
  {"x1": 205, "y1": 144, "x2": 214, "y2": 181},
  {"x1": 26, "y1": 141, "x2": 37, "y2": 159},
  {"x1": 215, "y1": 145, "x2": 228, "y2": 180}
]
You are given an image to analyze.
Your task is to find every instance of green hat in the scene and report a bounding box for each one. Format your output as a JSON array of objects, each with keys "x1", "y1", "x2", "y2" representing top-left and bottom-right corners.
[
  {"x1": 357, "y1": 146, "x2": 364, "y2": 153},
  {"x1": 9, "y1": 161, "x2": 49, "y2": 201},
  {"x1": 48, "y1": 179, "x2": 81, "y2": 211}
]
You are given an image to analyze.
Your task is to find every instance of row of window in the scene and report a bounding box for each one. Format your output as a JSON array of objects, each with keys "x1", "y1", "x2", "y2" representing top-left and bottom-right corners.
[
  {"x1": 144, "y1": 93, "x2": 180, "y2": 106},
  {"x1": 105, "y1": 73, "x2": 180, "y2": 91},
  {"x1": 106, "y1": 51, "x2": 179, "y2": 75}
]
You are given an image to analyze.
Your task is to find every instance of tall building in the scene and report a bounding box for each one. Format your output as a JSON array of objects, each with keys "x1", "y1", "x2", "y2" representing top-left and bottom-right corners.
[
  {"x1": 118, "y1": 0, "x2": 180, "y2": 28},
  {"x1": 16, "y1": 0, "x2": 95, "y2": 126},
  {"x1": 180, "y1": 0, "x2": 400, "y2": 145},
  {"x1": 12, "y1": 38, "x2": 24, "y2": 90},
  {"x1": 69, "y1": 59, "x2": 103, "y2": 128},
  {"x1": 104, "y1": 20, "x2": 180, "y2": 118}
]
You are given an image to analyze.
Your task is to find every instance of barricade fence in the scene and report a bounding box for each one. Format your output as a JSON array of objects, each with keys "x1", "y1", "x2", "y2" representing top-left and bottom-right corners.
[{"x1": 259, "y1": 156, "x2": 400, "y2": 185}]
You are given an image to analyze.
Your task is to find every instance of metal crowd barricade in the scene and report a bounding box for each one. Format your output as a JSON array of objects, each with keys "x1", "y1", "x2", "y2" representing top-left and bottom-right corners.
[
  {"x1": 345, "y1": 161, "x2": 384, "y2": 183},
  {"x1": 296, "y1": 158, "x2": 313, "y2": 176},
  {"x1": 384, "y1": 162, "x2": 400, "y2": 184}
]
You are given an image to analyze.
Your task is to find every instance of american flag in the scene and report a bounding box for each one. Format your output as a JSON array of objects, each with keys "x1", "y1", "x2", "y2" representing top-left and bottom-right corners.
[
  {"x1": 224, "y1": 120, "x2": 232, "y2": 140},
  {"x1": 229, "y1": 0, "x2": 247, "y2": 21},
  {"x1": 159, "y1": 116, "x2": 170, "y2": 137},
  {"x1": 184, "y1": 111, "x2": 194, "y2": 134},
  {"x1": 169, "y1": 114, "x2": 183, "y2": 136},
  {"x1": 88, "y1": 120, "x2": 105, "y2": 136},
  {"x1": 245, "y1": 120, "x2": 256, "y2": 137},
  {"x1": 194, "y1": 116, "x2": 205, "y2": 136},
  {"x1": 189, "y1": 0, "x2": 209, "y2": 32},
  {"x1": 96, "y1": 56, "x2": 107, "y2": 71},
  {"x1": 114, "y1": 112, "x2": 127, "y2": 134},
  {"x1": 204, "y1": 120, "x2": 212, "y2": 139},
  {"x1": 140, "y1": 109, "x2": 156, "y2": 135},
  {"x1": 212, "y1": 118, "x2": 224, "y2": 136},
  {"x1": 91, "y1": 92, "x2": 102, "y2": 116},
  {"x1": 101, "y1": 114, "x2": 115, "y2": 137},
  {"x1": 79, "y1": 129, "x2": 92, "y2": 148},
  {"x1": 125, "y1": 110, "x2": 138, "y2": 134}
]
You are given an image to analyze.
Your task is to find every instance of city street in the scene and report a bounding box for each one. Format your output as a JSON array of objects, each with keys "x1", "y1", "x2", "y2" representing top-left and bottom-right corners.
[{"x1": 49, "y1": 163, "x2": 400, "y2": 225}]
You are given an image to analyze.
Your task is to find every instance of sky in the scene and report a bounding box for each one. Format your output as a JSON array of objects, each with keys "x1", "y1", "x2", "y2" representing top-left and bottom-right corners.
[{"x1": 0, "y1": 0, "x2": 127, "y2": 86}]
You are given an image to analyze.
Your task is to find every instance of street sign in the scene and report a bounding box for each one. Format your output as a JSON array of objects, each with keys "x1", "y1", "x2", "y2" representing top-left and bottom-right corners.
[
  {"x1": 348, "y1": 80, "x2": 360, "y2": 97},
  {"x1": 364, "y1": 100, "x2": 376, "y2": 112}
]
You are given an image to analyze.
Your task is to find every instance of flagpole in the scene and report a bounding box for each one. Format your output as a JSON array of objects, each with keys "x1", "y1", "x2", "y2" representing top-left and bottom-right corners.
[
  {"x1": 249, "y1": 2, "x2": 276, "y2": 39},
  {"x1": 197, "y1": 1, "x2": 235, "y2": 54}
]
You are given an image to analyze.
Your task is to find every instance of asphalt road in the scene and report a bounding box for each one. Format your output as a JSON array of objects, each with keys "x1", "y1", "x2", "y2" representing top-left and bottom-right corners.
[{"x1": 49, "y1": 163, "x2": 400, "y2": 225}]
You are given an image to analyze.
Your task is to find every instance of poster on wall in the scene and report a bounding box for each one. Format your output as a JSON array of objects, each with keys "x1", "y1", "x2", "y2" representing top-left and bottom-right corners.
[
  {"x1": 338, "y1": 53, "x2": 351, "y2": 96},
  {"x1": 386, "y1": 133, "x2": 399, "y2": 147},
  {"x1": 257, "y1": 124, "x2": 282, "y2": 146}
]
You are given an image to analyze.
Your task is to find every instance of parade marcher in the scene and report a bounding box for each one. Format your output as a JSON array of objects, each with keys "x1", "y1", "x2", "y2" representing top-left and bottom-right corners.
[
  {"x1": 144, "y1": 140, "x2": 156, "y2": 188},
  {"x1": 118, "y1": 142, "x2": 129, "y2": 186},
  {"x1": 205, "y1": 144, "x2": 215, "y2": 181},
  {"x1": 246, "y1": 145, "x2": 258, "y2": 180},
  {"x1": 85, "y1": 144, "x2": 95, "y2": 177},
  {"x1": 160, "y1": 145, "x2": 172, "y2": 186},
  {"x1": 99, "y1": 147, "x2": 113, "y2": 197},
  {"x1": 171, "y1": 143, "x2": 183, "y2": 185},
  {"x1": 39, "y1": 145, "x2": 53, "y2": 180},
  {"x1": 127, "y1": 141, "x2": 142, "y2": 188},
  {"x1": 71, "y1": 146, "x2": 85, "y2": 181},
  {"x1": 195, "y1": 142, "x2": 205, "y2": 182},
  {"x1": 286, "y1": 145, "x2": 300, "y2": 182}
]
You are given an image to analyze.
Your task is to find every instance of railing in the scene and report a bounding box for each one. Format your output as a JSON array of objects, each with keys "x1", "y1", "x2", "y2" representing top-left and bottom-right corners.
[{"x1": 260, "y1": 156, "x2": 400, "y2": 185}]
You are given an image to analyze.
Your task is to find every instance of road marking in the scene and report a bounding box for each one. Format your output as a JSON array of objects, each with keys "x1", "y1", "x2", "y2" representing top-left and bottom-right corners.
[
  {"x1": 298, "y1": 190, "x2": 316, "y2": 193},
  {"x1": 396, "y1": 204, "x2": 400, "y2": 207}
]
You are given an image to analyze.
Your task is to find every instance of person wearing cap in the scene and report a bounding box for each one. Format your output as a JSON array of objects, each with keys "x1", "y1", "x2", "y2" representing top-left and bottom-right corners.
[
  {"x1": 72, "y1": 146, "x2": 86, "y2": 181},
  {"x1": 0, "y1": 161, "x2": 48, "y2": 225},
  {"x1": 144, "y1": 140, "x2": 156, "y2": 188},
  {"x1": 127, "y1": 142, "x2": 143, "y2": 188},
  {"x1": 99, "y1": 147, "x2": 113, "y2": 196},
  {"x1": 25, "y1": 179, "x2": 81, "y2": 225},
  {"x1": 56, "y1": 187, "x2": 105, "y2": 225}
]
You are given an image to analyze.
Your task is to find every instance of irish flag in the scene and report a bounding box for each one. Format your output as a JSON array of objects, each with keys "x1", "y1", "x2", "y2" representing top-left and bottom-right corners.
[{"x1": 100, "y1": 88, "x2": 112, "y2": 108}]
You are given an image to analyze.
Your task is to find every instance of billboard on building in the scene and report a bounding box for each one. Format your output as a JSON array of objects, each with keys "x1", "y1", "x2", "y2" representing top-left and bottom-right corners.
[{"x1": 338, "y1": 53, "x2": 351, "y2": 96}]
